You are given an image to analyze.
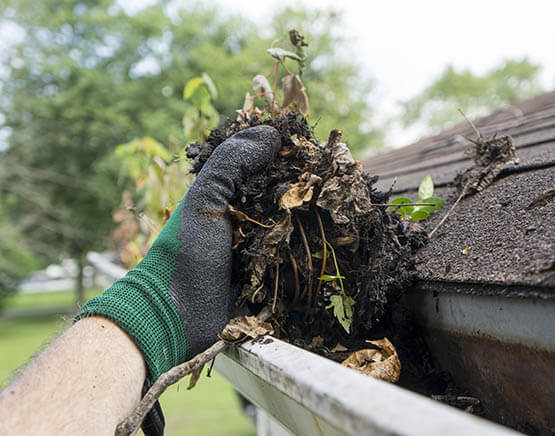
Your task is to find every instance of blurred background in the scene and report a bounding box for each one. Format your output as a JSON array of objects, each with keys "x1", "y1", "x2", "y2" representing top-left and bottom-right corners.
[{"x1": 0, "y1": 0, "x2": 553, "y2": 434}]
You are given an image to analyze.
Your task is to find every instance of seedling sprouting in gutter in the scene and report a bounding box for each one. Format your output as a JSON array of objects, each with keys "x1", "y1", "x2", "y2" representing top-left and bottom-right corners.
[{"x1": 390, "y1": 176, "x2": 445, "y2": 221}]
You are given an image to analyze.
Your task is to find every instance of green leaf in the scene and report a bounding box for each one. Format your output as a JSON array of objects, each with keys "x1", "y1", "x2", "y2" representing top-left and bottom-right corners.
[
  {"x1": 326, "y1": 294, "x2": 355, "y2": 333},
  {"x1": 201, "y1": 73, "x2": 218, "y2": 100},
  {"x1": 267, "y1": 48, "x2": 303, "y2": 63},
  {"x1": 312, "y1": 250, "x2": 329, "y2": 260},
  {"x1": 415, "y1": 196, "x2": 445, "y2": 214},
  {"x1": 418, "y1": 175, "x2": 434, "y2": 200},
  {"x1": 320, "y1": 274, "x2": 345, "y2": 281},
  {"x1": 183, "y1": 77, "x2": 205, "y2": 100},
  {"x1": 410, "y1": 210, "x2": 430, "y2": 221},
  {"x1": 389, "y1": 197, "x2": 414, "y2": 217}
]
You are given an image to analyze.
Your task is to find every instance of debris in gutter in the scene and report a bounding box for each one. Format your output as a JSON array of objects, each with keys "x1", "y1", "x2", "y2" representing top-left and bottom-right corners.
[
  {"x1": 429, "y1": 128, "x2": 518, "y2": 238},
  {"x1": 341, "y1": 338, "x2": 401, "y2": 383}
]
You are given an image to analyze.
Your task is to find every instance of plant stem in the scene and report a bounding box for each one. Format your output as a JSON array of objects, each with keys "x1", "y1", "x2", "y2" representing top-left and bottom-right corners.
[
  {"x1": 326, "y1": 241, "x2": 345, "y2": 295},
  {"x1": 295, "y1": 214, "x2": 312, "y2": 307},
  {"x1": 314, "y1": 209, "x2": 327, "y2": 308}
]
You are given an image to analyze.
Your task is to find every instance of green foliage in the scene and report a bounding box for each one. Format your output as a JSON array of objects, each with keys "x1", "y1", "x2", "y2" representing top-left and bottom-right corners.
[
  {"x1": 268, "y1": 8, "x2": 383, "y2": 154},
  {"x1": 402, "y1": 58, "x2": 543, "y2": 131},
  {"x1": 0, "y1": 1, "x2": 384, "y2": 289},
  {"x1": 323, "y1": 241, "x2": 354, "y2": 333},
  {"x1": 0, "y1": 205, "x2": 39, "y2": 310},
  {"x1": 326, "y1": 294, "x2": 355, "y2": 334},
  {"x1": 390, "y1": 176, "x2": 445, "y2": 221},
  {"x1": 182, "y1": 74, "x2": 219, "y2": 142}
]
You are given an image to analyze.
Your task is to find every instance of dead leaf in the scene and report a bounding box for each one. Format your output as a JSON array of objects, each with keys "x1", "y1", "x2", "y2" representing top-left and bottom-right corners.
[
  {"x1": 279, "y1": 172, "x2": 322, "y2": 210},
  {"x1": 341, "y1": 338, "x2": 401, "y2": 383},
  {"x1": 461, "y1": 244, "x2": 471, "y2": 255},
  {"x1": 220, "y1": 316, "x2": 274, "y2": 343},
  {"x1": 317, "y1": 173, "x2": 373, "y2": 225},
  {"x1": 187, "y1": 365, "x2": 204, "y2": 390},
  {"x1": 290, "y1": 134, "x2": 319, "y2": 155},
  {"x1": 252, "y1": 74, "x2": 277, "y2": 109},
  {"x1": 311, "y1": 336, "x2": 324, "y2": 349},
  {"x1": 331, "y1": 343, "x2": 348, "y2": 352},
  {"x1": 281, "y1": 73, "x2": 310, "y2": 116}
]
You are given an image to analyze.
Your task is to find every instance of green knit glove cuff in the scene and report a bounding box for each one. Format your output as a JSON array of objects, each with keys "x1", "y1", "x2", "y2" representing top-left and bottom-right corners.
[{"x1": 76, "y1": 201, "x2": 191, "y2": 381}]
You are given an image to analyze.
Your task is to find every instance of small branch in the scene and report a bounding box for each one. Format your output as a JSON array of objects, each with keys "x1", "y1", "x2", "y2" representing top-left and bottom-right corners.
[
  {"x1": 228, "y1": 205, "x2": 275, "y2": 228},
  {"x1": 458, "y1": 108, "x2": 482, "y2": 139},
  {"x1": 272, "y1": 263, "x2": 280, "y2": 313},
  {"x1": 289, "y1": 251, "x2": 300, "y2": 304},
  {"x1": 115, "y1": 340, "x2": 228, "y2": 436},
  {"x1": 116, "y1": 308, "x2": 273, "y2": 436},
  {"x1": 428, "y1": 186, "x2": 468, "y2": 238}
]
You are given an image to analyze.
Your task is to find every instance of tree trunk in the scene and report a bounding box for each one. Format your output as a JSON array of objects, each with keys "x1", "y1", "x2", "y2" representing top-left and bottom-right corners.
[{"x1": 76, "y1": 251, "x2": 85, "y2": 306}]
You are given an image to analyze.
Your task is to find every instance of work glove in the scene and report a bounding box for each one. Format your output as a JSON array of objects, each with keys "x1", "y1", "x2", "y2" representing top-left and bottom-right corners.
[{"x1": 76, "y1": 125, "x2": 281, "y2": 436}]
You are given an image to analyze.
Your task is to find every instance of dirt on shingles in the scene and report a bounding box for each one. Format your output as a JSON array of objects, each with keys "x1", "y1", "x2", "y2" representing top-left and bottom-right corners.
[{"x1": 186, "y1": 112, "x2": 427, "y2": 350}]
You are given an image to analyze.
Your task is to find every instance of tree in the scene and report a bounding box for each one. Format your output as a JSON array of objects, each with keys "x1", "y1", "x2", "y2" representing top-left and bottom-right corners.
[
  {"x1": 401, "y1": 58, "x2": 543, "y2": 132},
  {"x1": 0, "y1": 1, "x2": 382, "y2": 303},
  {"x1": 0, "y1": 204, "x2": 38, "y2": 311}
]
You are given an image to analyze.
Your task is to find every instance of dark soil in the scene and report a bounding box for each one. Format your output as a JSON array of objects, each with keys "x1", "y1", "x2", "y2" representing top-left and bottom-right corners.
[{"x1": 187, "y1": 112, "x2": 471, "y2": 410}]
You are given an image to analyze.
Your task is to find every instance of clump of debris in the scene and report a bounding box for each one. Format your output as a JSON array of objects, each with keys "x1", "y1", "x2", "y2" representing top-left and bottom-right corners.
[{"x1": 187, "y1": 112, "x2": 427, "y2": 363}]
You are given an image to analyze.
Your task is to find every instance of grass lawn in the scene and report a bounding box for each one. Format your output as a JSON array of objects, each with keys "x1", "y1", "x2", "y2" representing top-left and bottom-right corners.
[
  {"x1": 0, "y1": 311, "x2": 255, "y2": 435},
  {"x1": 4, "y1": 289, "x2": 102, "y2": 310}
]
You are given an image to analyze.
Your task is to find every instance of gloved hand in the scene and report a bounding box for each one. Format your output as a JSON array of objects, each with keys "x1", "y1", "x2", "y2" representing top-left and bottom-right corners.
[{"x1": 76, "y1": 125, "x2": 280, "y2": 436}]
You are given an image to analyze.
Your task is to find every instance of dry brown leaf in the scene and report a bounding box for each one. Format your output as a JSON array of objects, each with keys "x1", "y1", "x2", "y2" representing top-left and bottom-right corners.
[
  {"x1": 311, "y1": 336, "x2": 324, "y2": 349},
  {"x1": 461, "y1": 244, "x2": 471, "y2": 255},
  {"x1": 290, "y1": 134, "x2": 319, "y2": 155},
  {"x1": 331, "y1": 343, "x2": 348, "y2": 352},
  {"x1": 220, "y1": 316, "x2": 274, "y2": 343},
  {"x1": 252, "y1": 74, "x2": 276, "y2": 109},
  {"x1": 187, "y1": 365, "x2": 204, "y2": 390},
  {"x1": 281, "y1": 73, "x2": 310, "y2": 116},
  {"x1": 341, "y1": 338, "x2": 401, "y2": 383},
  {"x1": 279, "y1": 172, "x2": 322, "y2": 210},
  {"x1": 280, "y1": 181, "x2": 314, "y2": 210}
]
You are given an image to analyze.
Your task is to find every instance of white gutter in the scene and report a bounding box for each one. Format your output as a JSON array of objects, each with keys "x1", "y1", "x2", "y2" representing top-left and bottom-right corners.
[{"x1": 215, "y1": 337, "x2": 522, "y2": 436}]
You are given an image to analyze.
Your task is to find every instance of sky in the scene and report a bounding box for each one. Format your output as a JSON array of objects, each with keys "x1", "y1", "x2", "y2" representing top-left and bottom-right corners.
[{"x1": 211, "y1": 0, "x2": 555, "y2": 148}]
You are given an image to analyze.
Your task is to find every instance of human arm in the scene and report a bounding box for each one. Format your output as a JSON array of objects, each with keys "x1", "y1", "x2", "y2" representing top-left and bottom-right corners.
[{"x1": 0, "y1": 317, "x2": 145, "y2": 435}]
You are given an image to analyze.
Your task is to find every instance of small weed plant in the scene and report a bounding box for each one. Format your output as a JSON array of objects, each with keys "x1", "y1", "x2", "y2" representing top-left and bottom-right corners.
[{"x1": 390, "y1": 176, "x2": 444, "y2": 221}]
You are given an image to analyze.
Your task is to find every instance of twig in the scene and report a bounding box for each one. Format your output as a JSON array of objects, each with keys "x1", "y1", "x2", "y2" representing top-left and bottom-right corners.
[
  {"x1": 314, "y1": 209, "x2": 328, "y2": 308},
  {"x1": 251, "y1": 283, "x2": 264, "y2": 304},
  {"x1": 228, "y1": 205, "x2": 275, "y2": 228},
  {"x1": 295, "y1": 214, "x2": 312, "y2": 306},
  {"x1": 115, "y1": 308, "x2": 273, "y2": 436},
  {"x1": 428, "y1": 186, "x2": 468, "y2": 238},
  {"x1": 289, "y1": 251, "x2": 300, "y2": 304},
  {"x1": 458, "y1": 108, "x2": 482, "y2": 139},
  {"x1": 272, "y1": 263, "x2": 279, "y2": 313},
  {"x1": 115, "y1": 341, "x2": 228, "y2": 436}
]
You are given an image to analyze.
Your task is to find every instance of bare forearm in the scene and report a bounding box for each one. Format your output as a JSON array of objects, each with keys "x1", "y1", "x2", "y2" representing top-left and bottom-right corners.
[{"x1": 0, "y1": 317, "x2": 146, "y2": 435}]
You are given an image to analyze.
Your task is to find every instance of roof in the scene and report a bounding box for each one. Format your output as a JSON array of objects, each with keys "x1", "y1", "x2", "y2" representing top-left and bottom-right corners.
[{"x1": 363, "y1": 91, "x2": 555, "y2": 293}]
